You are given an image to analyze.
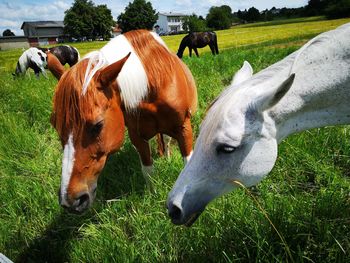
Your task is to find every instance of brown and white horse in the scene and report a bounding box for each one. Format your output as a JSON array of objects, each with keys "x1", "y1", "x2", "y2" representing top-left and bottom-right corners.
[{"x1": 48, "y1": 30, "x2": 197, "y2": 213}]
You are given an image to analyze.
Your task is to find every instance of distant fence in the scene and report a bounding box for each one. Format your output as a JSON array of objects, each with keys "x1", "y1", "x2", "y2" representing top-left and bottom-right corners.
[
  {"x1": 0, "y1": 36, "x2": 29, "y2": 51},
  {"x1": 0, "y1": 36, "x2": 62, "y2": 51}
]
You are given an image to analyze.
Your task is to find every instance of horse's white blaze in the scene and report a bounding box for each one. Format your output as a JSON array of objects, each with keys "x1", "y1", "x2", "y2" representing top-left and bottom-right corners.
[
  {"x1": 60, "y1": 133, "x2": 75, "y2": 205},
  {"x1": 82, "y1": 34, "x2": 148, "y2": 111},
  {"x1": 168, "y1": 22, "x2": 350, "y2": 223}
]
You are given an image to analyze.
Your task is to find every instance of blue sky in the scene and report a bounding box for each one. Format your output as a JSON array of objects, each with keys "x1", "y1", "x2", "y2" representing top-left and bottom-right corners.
[{"x1": 0, "y1": 0, "x2": 308, "y2": 36}]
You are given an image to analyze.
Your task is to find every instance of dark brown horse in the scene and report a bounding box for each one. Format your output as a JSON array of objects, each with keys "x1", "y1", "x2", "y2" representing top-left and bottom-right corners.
[
  {"x1": 38, "y1": 45, "x2": 80, "y2": 67},
  {"x1": 177, "y1": 31, "x2": 219, "y2": 58}
]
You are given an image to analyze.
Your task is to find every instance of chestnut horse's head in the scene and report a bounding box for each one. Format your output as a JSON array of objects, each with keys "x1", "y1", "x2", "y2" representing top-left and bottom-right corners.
[{"x1": 48, "y1": 52, "x2": 130, "y2": 213}]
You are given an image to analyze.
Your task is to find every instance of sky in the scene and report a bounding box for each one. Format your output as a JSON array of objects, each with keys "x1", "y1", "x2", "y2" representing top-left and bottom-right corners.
[{"x1": 0, "y1": 0, "x2": 308, "y2": 36}]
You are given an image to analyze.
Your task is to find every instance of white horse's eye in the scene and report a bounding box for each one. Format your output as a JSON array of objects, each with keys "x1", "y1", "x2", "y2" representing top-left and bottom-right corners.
[{"x1": 216, "y1": 144, "x2": 236, "y2": 154}]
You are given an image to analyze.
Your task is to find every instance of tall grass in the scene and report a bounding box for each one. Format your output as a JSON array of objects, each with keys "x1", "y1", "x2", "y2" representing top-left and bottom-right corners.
[{"x1": 0, "y1": 17, "x2": 350, "y2": 262}]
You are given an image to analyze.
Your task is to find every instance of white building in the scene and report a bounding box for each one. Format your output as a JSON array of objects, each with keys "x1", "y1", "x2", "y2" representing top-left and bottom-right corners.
[{"x1": 154, "y1": 12, "x2": 186, "y2": 35}]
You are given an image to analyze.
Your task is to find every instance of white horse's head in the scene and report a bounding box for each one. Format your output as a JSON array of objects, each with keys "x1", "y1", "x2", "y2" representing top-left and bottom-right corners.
[
  {"x1": 29, "y1": 48, "x2": 48, "y2": 73},
  {"x1": 167, "y1": 61, "x2": 295, "y2": 226}
]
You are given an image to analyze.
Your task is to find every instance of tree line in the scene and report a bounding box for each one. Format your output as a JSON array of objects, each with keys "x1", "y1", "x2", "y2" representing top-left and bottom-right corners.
[
  {"x1": 236, "y1": 0, "x2": 350, "y2": 23},
  {"x1": 185, "y1": 0, "x2": 350, "y2": 32},
  {"x1": 2, "y1": 0, "x2": 349, "y2": 38}
]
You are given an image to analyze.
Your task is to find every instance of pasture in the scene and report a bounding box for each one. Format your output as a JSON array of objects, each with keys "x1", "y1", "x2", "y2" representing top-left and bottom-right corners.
[{"x1": 1, "y1": 17, "x2": 350, "y2": 262}]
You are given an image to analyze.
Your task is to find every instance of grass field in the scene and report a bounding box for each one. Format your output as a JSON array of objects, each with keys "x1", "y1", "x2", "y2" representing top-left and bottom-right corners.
[{"x1": 1, "y1": 17, "x2": 350, "y2": 262}]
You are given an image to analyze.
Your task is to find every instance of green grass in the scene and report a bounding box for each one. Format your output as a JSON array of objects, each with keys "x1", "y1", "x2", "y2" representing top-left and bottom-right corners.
[{"x1": 1, "y1": 17, "x2": 350, "y2": 262}]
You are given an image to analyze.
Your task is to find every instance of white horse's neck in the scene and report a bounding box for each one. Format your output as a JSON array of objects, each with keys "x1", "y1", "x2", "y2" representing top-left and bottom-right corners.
[{"x1": 263, "y1": 25, "x2": 350, "y2": 142}]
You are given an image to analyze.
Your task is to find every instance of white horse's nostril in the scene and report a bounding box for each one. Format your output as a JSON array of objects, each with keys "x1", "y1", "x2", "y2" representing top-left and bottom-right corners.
[{"x1": 168, "y1": 202, "x2": 183, "y2": 222}]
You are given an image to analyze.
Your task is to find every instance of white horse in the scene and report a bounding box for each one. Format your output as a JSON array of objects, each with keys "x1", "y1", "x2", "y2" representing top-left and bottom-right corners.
[
  {"x1": 167, "y1": 22, "x2": 350, "y2": 226},
  {"x1": 13, "y1": 47, "x2": 47, "y2": 77}
]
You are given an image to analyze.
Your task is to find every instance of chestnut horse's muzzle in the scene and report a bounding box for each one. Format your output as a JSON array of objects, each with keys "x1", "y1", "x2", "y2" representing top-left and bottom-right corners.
[{"x1": 58, "y1": 186, "x2": 97, "y2": 214}]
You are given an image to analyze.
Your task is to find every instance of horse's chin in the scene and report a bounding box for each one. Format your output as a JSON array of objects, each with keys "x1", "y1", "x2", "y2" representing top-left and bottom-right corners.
[{"x1": 183, "y1": 212, "x2": 202, "y2": 227}]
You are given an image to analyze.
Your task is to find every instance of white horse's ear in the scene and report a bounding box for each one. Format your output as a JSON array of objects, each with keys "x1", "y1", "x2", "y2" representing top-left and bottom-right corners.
[
  {"x1": 231, "y1": 61, "x2": 253, "y2": 86},
  {"x1": 258, "y1": 73, "x2": 295, "y2": 111}
]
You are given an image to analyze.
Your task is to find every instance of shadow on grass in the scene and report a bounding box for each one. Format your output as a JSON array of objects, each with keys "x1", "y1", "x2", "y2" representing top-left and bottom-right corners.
[
  {"x1": 16, "y1": 211, "x2": 93, "y2": 263},
  {"x1": 16, "y1": 142, "x2": 146, "y2": 262}
]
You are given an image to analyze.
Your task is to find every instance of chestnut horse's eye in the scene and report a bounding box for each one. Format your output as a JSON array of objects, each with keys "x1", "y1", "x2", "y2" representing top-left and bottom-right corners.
[{"x1": 89, "y1": 121, "x2": 104, "y2": 137}]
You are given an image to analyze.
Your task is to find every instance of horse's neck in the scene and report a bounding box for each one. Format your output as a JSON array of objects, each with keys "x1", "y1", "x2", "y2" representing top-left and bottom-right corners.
[
  {"x1": 267, "y1": 31, "x2": 350, "y2": 142},
  {"x1": 177, "y1": 38, "x2": 188, "y2": 55}
]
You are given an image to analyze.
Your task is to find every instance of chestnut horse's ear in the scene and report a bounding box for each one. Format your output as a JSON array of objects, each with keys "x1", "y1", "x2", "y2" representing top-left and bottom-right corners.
[
  {"x1": 46, "y1": 51, "x2": 66, "y2": 80},
  {"x1": 98, "y1": 52, "x2": 131, "y2": 88}
]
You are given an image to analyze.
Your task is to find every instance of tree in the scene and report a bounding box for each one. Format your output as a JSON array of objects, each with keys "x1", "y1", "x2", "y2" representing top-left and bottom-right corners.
[
  {"x1": 305, "y1": 0, "x2": 328, "y2": 15},
  {"x1": 64, "y1": 0, "x2": 95, "y2": 39},
  {"x1": 64, "y1": 0, "x2": 114, "y2": 40},
  {"x1": 117, "y1": 0, "x2": 158, "y2": 32},
  {"x1": 245, "y1": 7, "x2": 261, "y2": 22},
  {"x1": 261, "y1": 9, "x2": 274, "y2": 21},
  {"x1": 2, "y1": 29, "x2": 15, "y2": 36},
  {"x1": 182, "y1": 14, "x2": 207, "y2": 32},
  {"x1": 206, "y1": 5, "x2": 232, "y2": 30},
  {"x1": 93, "y1": 4, "x2": 114, "y2": 39},
  {"x1": 324, "y1": 0, "x2": 350, "y2": 18}
]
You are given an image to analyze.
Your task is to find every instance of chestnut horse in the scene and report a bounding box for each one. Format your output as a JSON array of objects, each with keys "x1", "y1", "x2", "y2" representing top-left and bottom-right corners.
[
  {"x1": 47, "y1": 30, "x2": 197, "y2": 213},
  {"x1": 177, "y1": 31, "x2": 219, "y2": 58}
]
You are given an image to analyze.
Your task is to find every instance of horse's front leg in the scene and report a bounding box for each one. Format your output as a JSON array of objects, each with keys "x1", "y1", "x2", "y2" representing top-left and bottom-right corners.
[
  {"x1": 189, "y1": 47, "x2": 192, "y2": 57},
  {"x1": 174, "y1": 117, "x2": 193, "y2": 165},
  {"x1": 194, "y1": 48, "x2": 199, "y2": 57},
  {"x1": 128, "y1": 128, "x2": 154, "y2": 190},
  {"x1": 209, "y1": 44, "x2": 215, "y2": 55}
]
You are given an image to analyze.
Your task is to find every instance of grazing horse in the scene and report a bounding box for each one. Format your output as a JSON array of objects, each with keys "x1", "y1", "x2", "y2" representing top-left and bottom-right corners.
[
  {"x1": 13, "y1": 47, "x2": 48, "y2": 77},
  {"x1": 13, "y1": 45, "x2": 79, "y2": 77},
  {"x1": 48, "y1": 30, "x2": 197, "y2": 213},
  {"x1": 167, "y1": 23, "x2": 350, "y2": 226},
  {"x1": 38, "y1": 45, "x2": 80, "y2": 67},
  {"x1": 177, "y1": 31, "x2": 219, "y2": 58}
]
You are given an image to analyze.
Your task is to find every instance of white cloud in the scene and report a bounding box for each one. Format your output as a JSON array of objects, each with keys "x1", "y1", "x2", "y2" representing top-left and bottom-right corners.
[
  {"x1": 53, "y1": 1, "x2": 70, "y2": 10},
  {"x1": 0, "y1": 1, "x2": 70, "y2": 35},
  {"x1": 175, "y1": 0, "x2": 192, "y2": 7},
  {"x1": 0, "y1": 18, "x2": 20, "y2": 27}
]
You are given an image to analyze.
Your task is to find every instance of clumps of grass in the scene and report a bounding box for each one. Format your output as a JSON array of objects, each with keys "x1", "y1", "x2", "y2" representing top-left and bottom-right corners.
[{"x1": 1, "y1": 18, "x2": 350, "y2": 262}]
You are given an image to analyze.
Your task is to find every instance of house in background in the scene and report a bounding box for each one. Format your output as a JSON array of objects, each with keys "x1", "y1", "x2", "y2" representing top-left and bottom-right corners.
[
  {"x1": 21, "y1": 21, "x2": 66, "y2": 46},
  {"x1": 154, "y1": 12, "x2": 186, "y2": 35},
  {"x1": 112, "y1": 24, "x2": 122, "y2": 37}
]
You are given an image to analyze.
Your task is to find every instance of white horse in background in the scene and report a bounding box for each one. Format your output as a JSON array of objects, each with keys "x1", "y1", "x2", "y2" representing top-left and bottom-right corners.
[
  {"x1": 167, "y1": 22, "x2": 350, "y2": 226},
  {"x1": 13, "y1": 47, "x2": 48, "y2": 78}
]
